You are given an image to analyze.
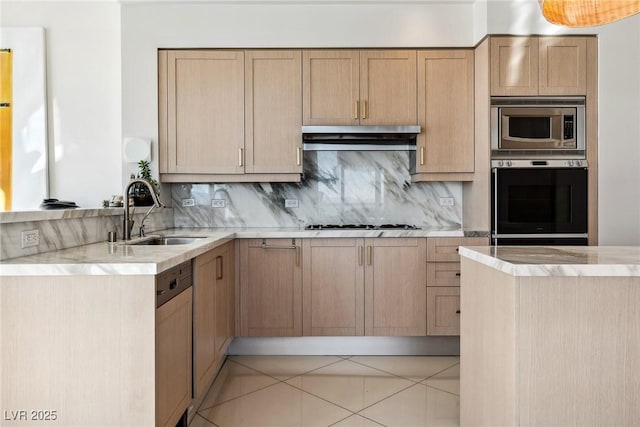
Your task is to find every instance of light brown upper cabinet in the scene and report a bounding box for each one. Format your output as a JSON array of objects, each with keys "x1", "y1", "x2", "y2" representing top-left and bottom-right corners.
[
  {"x1": 303, "y1": 50, "x2": 417, "y2": 125},
  {"x1": 158, "y1": 49, "x2": 302, "y2": 182},
  {"x1": 490, "y1": 37, "x2": 587, "y2": 96},
  {"x1": 161, "y1": 50, "x2": 245, "y2": 175},
  {"x1": 413, "y1": 50, "x2": 474, "y2": 182},
  {"x1": 245, "y1": 50, "x2": 302, "y2": 174}
]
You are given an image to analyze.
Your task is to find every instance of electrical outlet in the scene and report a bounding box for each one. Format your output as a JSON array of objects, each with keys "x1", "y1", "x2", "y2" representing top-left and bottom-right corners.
[
  {"x1": 21, "y1": 229, "x2": 40, "y2": 248},
  {"x1": 181, "y1": 198, "x2": 195, "y2": 207},
  {"x1": 439, "y1": 197, "x2": 455, "y2": 207},
  {"x1": 211, "y1": 199, "x2": 226, "y2": 208},
  {"x1": 285, "y1": 199, "x2": 299, "y2": 208}
]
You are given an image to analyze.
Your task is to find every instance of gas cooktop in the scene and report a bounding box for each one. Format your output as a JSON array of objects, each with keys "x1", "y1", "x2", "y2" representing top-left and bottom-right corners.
[{"x1": 305, "y1": 224, "x2": 420, "y2": 230}]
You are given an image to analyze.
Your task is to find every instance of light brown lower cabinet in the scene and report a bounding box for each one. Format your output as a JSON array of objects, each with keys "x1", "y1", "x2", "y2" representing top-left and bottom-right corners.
[
  {"x1": 193, "y1": 241, "x2": 235, "y2": 399},
  {"x1": 302, "y1": 238, "x2": 427, "y2": 337},
  {"x1": 156, "y1": 287, "x2": 192, "y2": 427},
  {"x1": 302, "y1": 238, "x2": 365, "y2": 336},
  {"x1": 426, "y1": 287, "x2": 461, "y2": 336},
  {"x1": 365, "y1": 238, "x2": 427, "y2": 336},
  {"x1": 239, "y1": 238, "x2": 302, "y2": 337},
  {"x1": 426, "y1": 236, "x2": 489, "y2": 336}
]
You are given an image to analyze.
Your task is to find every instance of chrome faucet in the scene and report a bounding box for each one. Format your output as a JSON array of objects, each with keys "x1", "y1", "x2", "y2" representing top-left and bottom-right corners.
[{"x1": 123, "y1": 178, "x2": 163, "y2": 240}]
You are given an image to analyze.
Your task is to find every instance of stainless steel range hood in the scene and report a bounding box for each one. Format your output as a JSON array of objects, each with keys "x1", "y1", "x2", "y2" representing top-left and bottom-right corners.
[{"x1": 302, "y1": 125, "x2": 420, "y2": 151}]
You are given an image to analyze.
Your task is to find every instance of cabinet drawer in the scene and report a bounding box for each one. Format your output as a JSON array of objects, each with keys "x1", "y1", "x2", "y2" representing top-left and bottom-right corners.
[
  {"x1": 427, "y1": 237, "x2": 489, "y2": 262},
  {"x1": 427, "y1": 262, "x2": 461, "y2": 287},
  {"x1": 427, "y1": 286, "x2": 460, "y2": 336}
]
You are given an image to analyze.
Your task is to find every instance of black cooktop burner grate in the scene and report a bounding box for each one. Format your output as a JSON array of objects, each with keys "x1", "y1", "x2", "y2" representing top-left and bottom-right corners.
[{"x1": 305, "y1": 224, "x2": 420, "y2": 230}]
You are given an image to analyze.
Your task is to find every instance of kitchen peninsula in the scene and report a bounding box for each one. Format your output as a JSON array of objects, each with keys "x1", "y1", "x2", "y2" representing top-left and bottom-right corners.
[
  {"x1": 459, "y1": 245, "x2": 640, "y2": 426},
  {"x1": 1, "y1": 226, "x2": 480, "y2": 426}
]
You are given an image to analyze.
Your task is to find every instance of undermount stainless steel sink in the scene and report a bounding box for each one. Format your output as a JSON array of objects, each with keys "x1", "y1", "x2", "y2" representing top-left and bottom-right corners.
[{"x1": 129, "y1": 236, "x2": 207, "y2": 245}]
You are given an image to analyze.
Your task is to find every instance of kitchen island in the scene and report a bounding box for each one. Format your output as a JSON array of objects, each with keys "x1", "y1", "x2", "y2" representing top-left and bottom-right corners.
[{"x1": 458, "y1": 245, "x2": 640, "y2": 426}]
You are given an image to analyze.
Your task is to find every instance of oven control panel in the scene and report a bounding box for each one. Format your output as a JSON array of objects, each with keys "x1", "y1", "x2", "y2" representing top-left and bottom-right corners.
[{"x1": 491, "y1": 159, "x2": 588, "y2": 168}]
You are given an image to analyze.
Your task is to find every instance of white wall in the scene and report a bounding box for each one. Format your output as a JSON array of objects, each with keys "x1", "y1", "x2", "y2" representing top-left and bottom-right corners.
[
  {"x1": 1, "y1": 2, "x2": 122, "y2": 209},
  {"x1": 485, "y1": 0, "x2": 640, "y2": 245}
]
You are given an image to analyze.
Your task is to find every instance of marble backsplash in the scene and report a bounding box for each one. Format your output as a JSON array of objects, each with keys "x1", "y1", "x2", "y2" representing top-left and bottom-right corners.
[
  {"x1": 0, "y1": 207, "x2": 174, "y2": 260},
  {"x1": 173, "y1": 151, "x2": 463, "y2": 228}
]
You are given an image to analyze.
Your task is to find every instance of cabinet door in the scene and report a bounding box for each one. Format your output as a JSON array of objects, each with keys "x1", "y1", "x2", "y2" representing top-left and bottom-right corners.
[
  {"x1": 239, "y1": 239, "x2": 302, "y2": 336},
  {"x1": 214, "y1": 243, "x2": 231, "y2": 363},
  {"x1": 539, "y1": 37, "x2": 587, "y2": 95},
  {"x1": 245, "y1": 50, "x2": 302, "y2": 174},
  {"x1": 193, "y1": 250, "x2": 216, "y2": 398},
  {"x1": 427, "y1": 286, "x2": 460, "y2": 336},
  {"x1": 416, "y1": 50, "x2": 474, "y2": 175},
  {"x1": 156, "y1": 288, "x2": 192, "y2": 427},
  {"x1": 490, "y1": 37, "x2": 539, "y2": 96},
  {"x1": 360, "y1": 50, "x2": 417, "y2": 125},
  {"x1": 166, "y1": 50, "x2": 244, "y2": 174},
  {"x1": 303, "y1": 50, "x2": 359, "y2": 125},
  {"x1": 427, "y1": 262, "x2": 462, "y2": 287},
  {"x1": 427, "y1": 236, "x2": 489, "y2": 262},
  {"x1": 364, "y1": 238, "x2": 427, "y2": 336},
  {"x1": 302, "y1": 239, "x2": 365, "y2": 336}
]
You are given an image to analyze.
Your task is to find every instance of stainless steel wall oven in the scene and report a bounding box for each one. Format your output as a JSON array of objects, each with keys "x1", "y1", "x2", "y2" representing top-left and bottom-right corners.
[{"x1": 491, "y1": 160, "x2": 588, "y2": 246}]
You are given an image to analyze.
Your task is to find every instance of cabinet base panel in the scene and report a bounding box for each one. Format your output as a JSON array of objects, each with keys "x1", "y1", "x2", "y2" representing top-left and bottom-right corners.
[{"x1": 228, "y1": 336, "x2": 459, "y2": 356}]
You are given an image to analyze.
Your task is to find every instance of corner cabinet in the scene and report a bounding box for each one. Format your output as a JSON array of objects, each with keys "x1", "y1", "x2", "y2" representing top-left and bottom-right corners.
[
  {"x1": 490, "y1": 36, "x2": 587, "y2": 96},
  {"x1": 413, "y1": 50, "x2": 474, "y2": 182},
  {"x1": 239, "y1": 239, "x2": 302, "y2": 337},
  {"x1": 303, "y1": 50, "x2": 417, "y2": 125},
  {"x1": 158, "y1": 49, "x2": 302, "y2": 183},
  {"x1": 193, "y1": 241, "x2": 235, "y2": 399}
]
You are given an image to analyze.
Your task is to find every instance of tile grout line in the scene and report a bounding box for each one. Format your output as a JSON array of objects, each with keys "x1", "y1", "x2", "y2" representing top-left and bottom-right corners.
[
  {"x1": 193, "y1": 412, "x2": 221, "y2": 427},
  {"x1": 197, "y1": 359, "x2": 282, "y2": 411}
]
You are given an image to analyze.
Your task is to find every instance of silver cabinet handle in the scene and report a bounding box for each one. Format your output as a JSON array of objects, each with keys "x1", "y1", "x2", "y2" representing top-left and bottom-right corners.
[
  {"x1": 296, "y1": 147, "x2": 301, "y2": 166},
  {"x1": 260, "y1": 239, "x2": 300, "y2": 266},
  {"x1": 238, "y1": 148, "x2": 244, "y2": 167},
  {"x1": 358, "y1": 246, "x2": 363, "y2": 266},
  {"x1": 367, "y1": 246, "x2": 372, "y2": 265}
]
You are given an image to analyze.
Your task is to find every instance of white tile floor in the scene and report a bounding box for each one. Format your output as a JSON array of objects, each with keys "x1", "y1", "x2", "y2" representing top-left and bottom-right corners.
[{"x1": 190, "y1": 355, "x2": 460, "y2": 427}]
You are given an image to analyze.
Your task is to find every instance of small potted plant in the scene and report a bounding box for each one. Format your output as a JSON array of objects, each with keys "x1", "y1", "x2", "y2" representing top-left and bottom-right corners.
[{"x1": 131, "y1": 160, "x2": 159, "y2": 206}]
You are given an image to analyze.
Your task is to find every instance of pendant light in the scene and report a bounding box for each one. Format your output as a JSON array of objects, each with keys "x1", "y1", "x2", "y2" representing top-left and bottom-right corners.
[{"x1": 539, "y1": 0, "x2": 640, "y2": 27}]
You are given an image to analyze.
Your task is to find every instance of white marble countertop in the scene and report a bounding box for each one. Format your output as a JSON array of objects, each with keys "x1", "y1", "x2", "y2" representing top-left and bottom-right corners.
[
  {"x1": 459, "y1": 245, "x2": 640, "y2": 277},
  {"x1": 0, "y1": 227, "x2": 486, "y2": 276}
]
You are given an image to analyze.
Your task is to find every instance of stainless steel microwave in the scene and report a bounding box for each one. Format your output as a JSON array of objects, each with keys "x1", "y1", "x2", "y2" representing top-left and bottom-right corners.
[{"x1": 491, "y1": 97, "x2": 585, "y2": 159}]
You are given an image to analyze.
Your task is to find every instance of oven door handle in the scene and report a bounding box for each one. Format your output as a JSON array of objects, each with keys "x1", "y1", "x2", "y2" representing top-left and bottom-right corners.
[{"x1": 492, "y1": 168, "x2": 498, "y2": 245}]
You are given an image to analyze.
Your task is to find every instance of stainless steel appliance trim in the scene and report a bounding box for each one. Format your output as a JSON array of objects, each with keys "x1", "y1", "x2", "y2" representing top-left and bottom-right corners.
[
  {"x1": 493, "y1": 168, "x2": 498, "y2": 242},
  {"x1": 492, "y1": 233, "x2": 589, "y2": 239},
  {"x1": 302, "y1": 125, "x2": 421, "y2": 134},
  {"x1": 490, "y1": 96, "x2": 586, "y2": 107},
  {"x1": 303, "y1": 143, "x2": 416, "y2": 151},
  {"x1": 491, "y1": 159, "x2": 588, "y2": 168}
]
